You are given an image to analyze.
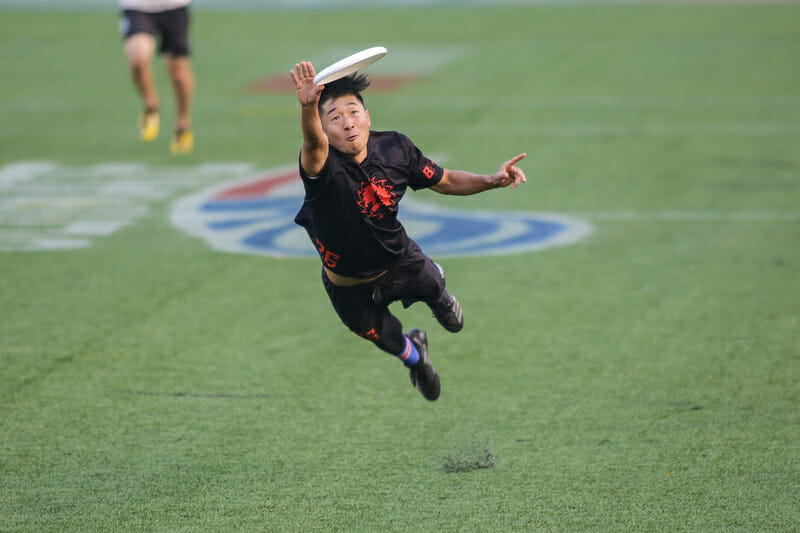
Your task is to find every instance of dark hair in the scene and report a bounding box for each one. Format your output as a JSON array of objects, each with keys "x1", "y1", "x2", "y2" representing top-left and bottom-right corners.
[{"x1": 318, "y1": 72, "x2": 371, "y2": 113}]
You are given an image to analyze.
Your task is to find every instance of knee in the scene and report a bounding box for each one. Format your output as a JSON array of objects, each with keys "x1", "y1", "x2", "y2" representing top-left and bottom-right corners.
[
  {"x1": 166, "y1": 56, "x2": 193, "y2": 81},
  {"x1": 129, "y1": 59, "x2": 149, "y2": 76},
  {"x1": 124, "y1": 34, "x2": 154, "y2": 67}
]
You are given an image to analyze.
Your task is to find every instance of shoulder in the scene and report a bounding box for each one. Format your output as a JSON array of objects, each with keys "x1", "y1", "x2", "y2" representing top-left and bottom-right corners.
[
  {"x1": 299, "y1": 146, "x2": 355, "y2": 182},
  {"x1": 368, "y1": 130, "x2": 417, "y2": 161},
  {"x1": 370, "y1": 130, "x2": 412, "y2": 147},
  {"x1": 120, "y1": 0, "x2": 189, "y2": 10}
]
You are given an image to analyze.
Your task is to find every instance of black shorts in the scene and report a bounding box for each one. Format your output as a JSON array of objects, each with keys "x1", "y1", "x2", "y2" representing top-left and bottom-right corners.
[
  {"x1": 120, "y1": 6, "x2": 190, "y2": 56},
  {"x1": 322, "y1": 240, "x2": 446, "y2": 355}
]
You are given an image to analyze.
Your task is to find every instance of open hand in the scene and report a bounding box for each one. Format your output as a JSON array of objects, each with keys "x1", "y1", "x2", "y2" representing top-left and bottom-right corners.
[{"x1": 290, "y1": 61, "x2": 324, "y2": 107}]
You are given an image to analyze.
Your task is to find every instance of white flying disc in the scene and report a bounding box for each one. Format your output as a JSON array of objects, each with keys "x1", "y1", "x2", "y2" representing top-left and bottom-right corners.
[{"x1": 313, "y1": 46, "x2": 388, "y2": 85}]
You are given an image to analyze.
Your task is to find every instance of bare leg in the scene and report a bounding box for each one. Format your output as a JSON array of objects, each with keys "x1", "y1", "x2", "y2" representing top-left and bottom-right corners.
[
  {"x1": 165, "y1": 54, "x2": 194, "y2": 131},
  {"x1": 124, "y1": 33, "x2": 158, "y2": 112}
]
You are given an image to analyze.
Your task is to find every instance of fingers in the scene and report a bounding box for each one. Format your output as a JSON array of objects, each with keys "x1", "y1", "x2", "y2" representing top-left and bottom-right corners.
[
  {"x1": 510, "y1": 166, "x2": 527, "y2": 189},
  {"x1": 497, "y1": 153, "x2": 528, "y2": 189},
  {"x1": 291, "y1": 61, "x2": 318, "y2": 87},
  {"x1": 291, "y1": 61, "x2": 325, "y2": 106},
  {"x1": 507, "y1": 160, "x2": 527, "y2": 189},
  {"x1": 300, "y1": 61, "x2": 316, "y2": 80},
  {"x1": 505, "y1": 152, "x2": 527, "y2": 168}
]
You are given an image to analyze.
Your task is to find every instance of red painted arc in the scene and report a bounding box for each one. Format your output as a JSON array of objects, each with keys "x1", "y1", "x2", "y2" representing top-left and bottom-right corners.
[{"x1": 213, "y1": 170, "x2": 300, "y2": 200}]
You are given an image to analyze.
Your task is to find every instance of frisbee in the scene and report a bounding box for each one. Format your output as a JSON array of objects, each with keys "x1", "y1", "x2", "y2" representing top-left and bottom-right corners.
[{"x1": 313, "y1": 46, "x2": 387, "y2": 85}]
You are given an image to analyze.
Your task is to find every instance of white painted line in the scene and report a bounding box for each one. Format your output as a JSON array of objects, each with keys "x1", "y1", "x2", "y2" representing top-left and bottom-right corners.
[
  {"x1": 402, "y1": 123, "x2": 800, "y2": 136},
  {"x1": 32, "y1": 237, "x2": 92, "y2": 250},
  {"x1": 390, "y1": 96, "x2": 800, "y2": 110},
  {"x1": 0, "y1": 161, "x2": 56, "y2": 190},
  {"x1": 0, "y1": 161, "x2": 258, "y2": 252},
  {"x1": 572, "y1": 210, "x2": 800, "y2": 221},
  {"x1": 0, "y1": 230, "x2": 91, "y2": 251},
  {"x1": 63, "y1": 221, "x2": 129, "y2": 236},
  {"x1": 2, "y1": 0, "x2": 796, "y2": 9}
]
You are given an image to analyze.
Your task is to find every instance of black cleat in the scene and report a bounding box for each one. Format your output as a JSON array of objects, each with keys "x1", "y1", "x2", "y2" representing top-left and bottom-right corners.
[
  {"x1": 431, "y1": 289, "x2": 464, "y2": 333},
  {"x1": 407, "y1": 329, "x2": 440, "y2": 401}
]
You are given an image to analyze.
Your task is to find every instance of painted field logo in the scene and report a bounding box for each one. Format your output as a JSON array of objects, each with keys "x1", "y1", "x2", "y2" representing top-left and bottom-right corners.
[
  {"x1": 171, "y1": 168, "x2": 591, "y2": 257},
  {"x1": 0, "y1": 161, "x2": 257, "y2": 252}
]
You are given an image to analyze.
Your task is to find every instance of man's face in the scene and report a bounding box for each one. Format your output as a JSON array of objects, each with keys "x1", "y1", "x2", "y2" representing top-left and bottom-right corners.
[{"x1": 320, "y1": 94, "x2": 371, "y2": 163}]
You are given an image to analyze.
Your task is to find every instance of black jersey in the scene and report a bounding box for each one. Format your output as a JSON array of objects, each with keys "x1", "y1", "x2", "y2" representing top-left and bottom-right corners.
[{"x1": 295, "y1": 130, "x2": 444, "y2": 278}]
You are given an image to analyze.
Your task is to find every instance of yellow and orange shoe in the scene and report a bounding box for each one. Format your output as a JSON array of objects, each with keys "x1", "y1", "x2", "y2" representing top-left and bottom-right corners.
[
  {"x1": 139, "y1": 110, "x2": 160, "y2": 142},
  {"x1": 170, "y1": 129, "x2": 194, "y2": 155}
]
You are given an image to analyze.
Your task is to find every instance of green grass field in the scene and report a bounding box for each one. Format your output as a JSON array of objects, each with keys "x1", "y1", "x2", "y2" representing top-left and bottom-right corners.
[{"x1": 1, "y1": 3, "x2": 799, "y2": 531}]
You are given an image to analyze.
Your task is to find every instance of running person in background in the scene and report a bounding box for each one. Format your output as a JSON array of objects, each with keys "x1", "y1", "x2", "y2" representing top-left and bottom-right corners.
[
  {"x1": 119, "y1": 0, "x2": 195, "y2": 154},
  {"x1": 290, "y1": 61, "x2": 527, "y2": 401}
]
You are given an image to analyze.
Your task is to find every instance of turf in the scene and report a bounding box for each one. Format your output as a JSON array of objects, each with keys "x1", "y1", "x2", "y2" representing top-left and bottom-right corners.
[{"x1": 1, "y1": 3, "x2": 799, "y2": 531}]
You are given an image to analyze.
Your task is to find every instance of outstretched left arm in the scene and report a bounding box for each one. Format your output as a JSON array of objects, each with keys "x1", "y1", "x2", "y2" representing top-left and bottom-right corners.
[{"x1": 431, "y1": 153, "x2": 527, "y2": 196}]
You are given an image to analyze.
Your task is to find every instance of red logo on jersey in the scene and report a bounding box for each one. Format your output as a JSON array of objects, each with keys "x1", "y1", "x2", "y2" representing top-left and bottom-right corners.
[{"x1": 357, "y1": 177, "x2": 397, "y2": 220}]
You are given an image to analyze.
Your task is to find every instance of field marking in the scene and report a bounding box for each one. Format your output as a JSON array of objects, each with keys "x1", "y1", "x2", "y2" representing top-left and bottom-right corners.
[
  {"x1": 2, "y1": 161, "x2": 796, "y2": 254},
  {"x1": 0, "y1": 161, "x2": 257, "y2": 252},
  {"x1": 0, "y1": 162, "x2": 57, "y2": 190},
  {"x1": 401, "y1": 123, "x2": 800, "y2": 136},
  {"x1": 171, "y1": 170, "x2": 594, "y2": 258},
  {"x1": 121, "y1": 390, "x2": 270, "y2": 399},
  {"x1": 2, "y1": 0, "x2": 797, "y2": 8},
  {"x1": 387, "y1": 96, "x2": 800, "y2": 110},
  {"x1": 572, "y1": 210, "x2": 800, "y2": 221},
  {"x1": 4, "y1": 96, "x2": 799, "y2": 112}
]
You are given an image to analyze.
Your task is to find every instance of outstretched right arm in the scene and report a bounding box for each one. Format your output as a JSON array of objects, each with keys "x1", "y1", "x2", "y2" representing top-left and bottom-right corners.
[{"x1": 290, "y1": 61, "x2": 328, "y2": 176}]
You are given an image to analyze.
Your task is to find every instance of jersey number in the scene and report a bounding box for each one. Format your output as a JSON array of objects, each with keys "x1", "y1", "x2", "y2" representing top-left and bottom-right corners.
[{"x1": 315, "y1": 238, "x2": 340, "y2": 268}]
